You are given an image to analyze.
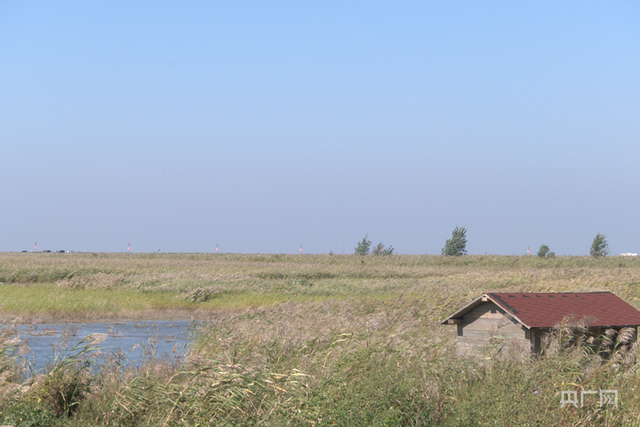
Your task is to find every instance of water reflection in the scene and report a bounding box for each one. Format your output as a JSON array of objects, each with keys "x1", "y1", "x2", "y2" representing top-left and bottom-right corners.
[{"x1": 15, "y1": 320, "x2": 194, "y2": 372}]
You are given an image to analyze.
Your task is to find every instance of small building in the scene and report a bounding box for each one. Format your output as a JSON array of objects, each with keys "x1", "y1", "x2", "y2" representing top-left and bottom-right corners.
[{"x1": 442, "y1": 292, "x2": 640, "y2": 355}]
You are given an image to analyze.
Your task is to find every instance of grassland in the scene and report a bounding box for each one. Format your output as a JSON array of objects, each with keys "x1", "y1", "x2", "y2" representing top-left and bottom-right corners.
[
  {"x1": 3, "y1": 252, "x2": 640, "y2": 322},
  {"x1": 2, "y1": 252, "x2": 640, "y2": 425}
]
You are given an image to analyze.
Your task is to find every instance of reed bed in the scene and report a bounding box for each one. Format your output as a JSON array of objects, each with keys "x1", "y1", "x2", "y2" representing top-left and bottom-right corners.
[
  {"x1": 2, "y1": 253, "x2": 640, "y2": 425},
  {"x1": 3, "y1": 252, "x2": 640, "y2": 322}
]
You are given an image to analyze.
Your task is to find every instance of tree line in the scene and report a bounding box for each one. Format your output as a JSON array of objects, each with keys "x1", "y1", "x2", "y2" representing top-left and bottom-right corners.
[
  {"x1": 536, "y1": 232, "x2": 609, "y2": 258},
  {"x1": 354, "y1": 228, "x2": 611, "y2": 257}
]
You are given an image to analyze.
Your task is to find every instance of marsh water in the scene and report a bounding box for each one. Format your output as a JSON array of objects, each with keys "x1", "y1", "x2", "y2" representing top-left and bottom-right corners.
[{"x1": 14, "y1": 320, "x2": 194, "y2": 372}]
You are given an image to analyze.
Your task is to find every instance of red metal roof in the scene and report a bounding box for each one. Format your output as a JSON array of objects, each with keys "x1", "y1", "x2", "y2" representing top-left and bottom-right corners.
[{"x1": 443, "y1": 292, "x2": 640, "y2": 328}]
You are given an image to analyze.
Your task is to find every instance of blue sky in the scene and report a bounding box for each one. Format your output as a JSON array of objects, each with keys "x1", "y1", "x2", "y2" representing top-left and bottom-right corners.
[{"x1": 1, "y1": 2, "x2": 639, "y2": 255}]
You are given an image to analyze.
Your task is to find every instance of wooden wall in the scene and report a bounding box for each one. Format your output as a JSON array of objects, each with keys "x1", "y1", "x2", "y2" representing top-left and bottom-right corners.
[{"x1": 457, "y1": 302, "x2": 531, "y2": 355}]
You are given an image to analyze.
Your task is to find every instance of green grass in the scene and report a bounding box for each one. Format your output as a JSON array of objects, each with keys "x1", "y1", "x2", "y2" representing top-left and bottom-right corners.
[
  {"x1": 0, "y1": 282, "x2": 349, "y2": 322},
  {"x1": 0, "y1": 283, "x2": 193, "y2": 318}
]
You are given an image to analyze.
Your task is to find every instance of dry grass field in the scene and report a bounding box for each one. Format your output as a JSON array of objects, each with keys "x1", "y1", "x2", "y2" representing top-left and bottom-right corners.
[{"x1": 2, "y1": 252, "x2": 640, "y2": 425}]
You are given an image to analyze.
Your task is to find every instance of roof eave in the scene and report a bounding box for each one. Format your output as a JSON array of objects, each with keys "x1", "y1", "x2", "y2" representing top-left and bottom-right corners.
[
  {"x1": 528, "y1": 323, "x2": 640, "y2": 329},
  {"x1": 441, "y1": 294, "x2": 486, "y2": 325},
  {"x1": 484, "y1": 293, "x2": 531, "y2": 329},
  {"x1": 441, "y1": 293, "x2": 532, "y2": 329}
]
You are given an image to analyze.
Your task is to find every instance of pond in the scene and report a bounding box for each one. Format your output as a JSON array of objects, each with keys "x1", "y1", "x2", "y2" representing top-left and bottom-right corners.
[{"x1": 13, "y1": 320, "x2": 195, "y2": 373}]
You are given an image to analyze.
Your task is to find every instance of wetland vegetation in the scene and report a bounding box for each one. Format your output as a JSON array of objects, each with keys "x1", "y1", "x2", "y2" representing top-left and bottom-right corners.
[{"x1": 2, "y1": 252, "x2": 640, "y2": 425}]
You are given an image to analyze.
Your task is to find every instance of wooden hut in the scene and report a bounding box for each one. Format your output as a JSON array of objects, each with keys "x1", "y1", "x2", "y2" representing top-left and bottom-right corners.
[{"x1": 442, "y1": 292, "x2": 640, "y2": 355}]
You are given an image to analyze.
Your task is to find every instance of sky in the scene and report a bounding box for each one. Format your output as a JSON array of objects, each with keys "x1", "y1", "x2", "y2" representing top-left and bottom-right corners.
[{"x1": 1, "y1": 2, "x2": 639, "y2": 255}]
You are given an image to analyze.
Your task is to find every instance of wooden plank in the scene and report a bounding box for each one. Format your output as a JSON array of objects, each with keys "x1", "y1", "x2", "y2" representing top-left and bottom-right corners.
[
  {"x1": 460, "y1": 330, "x2": 492, "y2": 339},
  {"x1": 464, "y1": 304, "x2": 507, "y2": 319},
  {"x1": 461, "y1": 330, "x2": 527, "y2": 339},
  {"x1": 464, "y1": 312, "x2": 507, "y2": 320},
  {"x1": 463, "y1": 318, "x2": 521, "y2": 329},
  {"x1": 462, "y1": 326, "x2": 520, "y2": 334},
  {"x1": 461, "y1": 326, "x2": 527, "y2": 336},
  {"x1": 464, "y1": 325, "x2": 524, "y2": 335},
  {"x1": 458, "y1": 336, "x2": 492, "y2": 344},
  {"x1": 463, "y1": 318, "x2": 503, "y2": 328},
  {"x1": 467, "y1": 304, "x2": 500, "y2": 314}
]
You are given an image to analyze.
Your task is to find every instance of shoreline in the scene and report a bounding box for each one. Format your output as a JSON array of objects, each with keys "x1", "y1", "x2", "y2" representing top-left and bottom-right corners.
[{"x1": 0, "y1": 307, "x2": 237, "y2": 325}]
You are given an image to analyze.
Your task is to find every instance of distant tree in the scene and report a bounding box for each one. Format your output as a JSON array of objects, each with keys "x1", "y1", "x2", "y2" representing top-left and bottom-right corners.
[
  {"x1": 372, "y1": 242, "x2": 394, "y2": 256},
  {"x1": 537, "y1": 244, "x2": 550, "y2": 258},
  {"x1": 442, "y1": 226, "x2": 467, "y2": 256},
  {"x1": 354, "y1": 235, "x2": 372, "y2": 256},
  {"x1": 590, "y1": 233, "x2": 609, "y2": 258}
]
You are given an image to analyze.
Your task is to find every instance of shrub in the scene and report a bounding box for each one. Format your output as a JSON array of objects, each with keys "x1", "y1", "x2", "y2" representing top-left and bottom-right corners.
[
  {"x1": 537, "y1": 245, "x2": 550, "y2": 258},
  {"x1": 372, "y1": 242, "x2": 394, "y2": 256},
  {"x1": 538, "y1": 245, "x2": 556, "y2": 258}
]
